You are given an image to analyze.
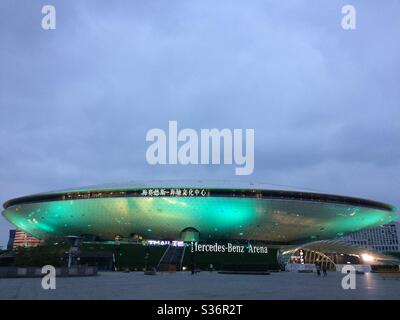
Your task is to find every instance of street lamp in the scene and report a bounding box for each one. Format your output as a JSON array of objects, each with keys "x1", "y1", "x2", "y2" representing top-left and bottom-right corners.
[{"x1": 65, "y1": 235, "x2": 82, "y2": 268}]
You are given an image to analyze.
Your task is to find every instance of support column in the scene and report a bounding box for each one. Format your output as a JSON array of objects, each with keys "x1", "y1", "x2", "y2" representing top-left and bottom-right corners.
[{"x1": 181, "y1": 228, "x2": 200, "y2": 275}]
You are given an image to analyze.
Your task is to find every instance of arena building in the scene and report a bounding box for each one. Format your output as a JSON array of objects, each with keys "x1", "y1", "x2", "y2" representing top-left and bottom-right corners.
[{"x1": 2, "y1": 181, "x2": 397, "y2": 245}]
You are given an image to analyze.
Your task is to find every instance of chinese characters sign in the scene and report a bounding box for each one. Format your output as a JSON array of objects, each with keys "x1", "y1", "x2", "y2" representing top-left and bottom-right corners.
[{"x1": 140, "y1": 188, "x2": 209, "y2": 197}]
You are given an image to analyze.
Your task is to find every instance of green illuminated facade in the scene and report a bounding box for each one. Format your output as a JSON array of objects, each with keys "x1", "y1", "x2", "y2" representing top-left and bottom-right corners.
[{"x1": 2, "y1": 182, "x2": 398, "y2": 244}]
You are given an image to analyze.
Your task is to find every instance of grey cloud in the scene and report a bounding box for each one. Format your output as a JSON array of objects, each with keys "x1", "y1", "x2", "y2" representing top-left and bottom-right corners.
[{"x1": 1, "y1": 0, "x2": 399, "y2": 246}]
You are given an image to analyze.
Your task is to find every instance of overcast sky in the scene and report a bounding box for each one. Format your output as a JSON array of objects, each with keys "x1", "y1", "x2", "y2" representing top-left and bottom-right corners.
[{"x1": 1, "y1": 0, "x2": 399, "y2": 247}]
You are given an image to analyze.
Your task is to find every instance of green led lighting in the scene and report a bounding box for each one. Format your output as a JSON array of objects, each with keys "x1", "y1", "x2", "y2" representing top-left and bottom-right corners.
[{"x1": 2, "y1": 196, "x2": 398, "y2": 243}]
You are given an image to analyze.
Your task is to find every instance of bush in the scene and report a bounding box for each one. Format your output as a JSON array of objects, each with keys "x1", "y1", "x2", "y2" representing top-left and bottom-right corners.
[{"x1": 14, "y1": 245, "x2": 68, "y2": 267}]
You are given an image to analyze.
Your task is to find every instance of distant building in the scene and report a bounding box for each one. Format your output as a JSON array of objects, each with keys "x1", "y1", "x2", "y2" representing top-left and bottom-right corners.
[
  {"x1": 344, "y1": 222, "x2": 400, "y2": 253},
  {"x1": 7, "y1": 229, "x2": 16, "y2": 250},
  {"x1": 10, "y1": 229, "x2": 43, "y2": 250}
]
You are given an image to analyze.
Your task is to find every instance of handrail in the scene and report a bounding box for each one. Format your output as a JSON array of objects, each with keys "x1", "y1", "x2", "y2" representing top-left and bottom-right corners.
[{"x1": 156, "y1": 245, "x2": 171, "y2": 271}]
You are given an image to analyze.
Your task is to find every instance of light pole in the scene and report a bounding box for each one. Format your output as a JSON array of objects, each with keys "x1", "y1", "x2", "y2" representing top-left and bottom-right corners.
[{"x1": 66, "y1": 235, "x2": 82, "y2": 268}]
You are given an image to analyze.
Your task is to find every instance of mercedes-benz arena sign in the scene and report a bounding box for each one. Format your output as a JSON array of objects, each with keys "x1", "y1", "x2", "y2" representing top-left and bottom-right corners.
[{"x1": 2, "y1": 181, "x2": 398, "y2": 244}]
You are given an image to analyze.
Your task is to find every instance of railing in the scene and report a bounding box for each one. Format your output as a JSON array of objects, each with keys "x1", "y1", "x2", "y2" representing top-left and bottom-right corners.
[{"x1": 157, "y1": 245, "x2": 186, "y2": 271}]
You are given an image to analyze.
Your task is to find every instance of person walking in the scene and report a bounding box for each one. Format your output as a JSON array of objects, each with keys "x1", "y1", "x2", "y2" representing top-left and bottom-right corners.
[
  {"x1": 191, "y1": 262, "x2": 195, "y2": 275},
  {"x1": 315, "y1": 262, "x2": 321, "y2": 276},
  {"x1": 322, "y1": 265, "x2": 327, "y2": 277}
]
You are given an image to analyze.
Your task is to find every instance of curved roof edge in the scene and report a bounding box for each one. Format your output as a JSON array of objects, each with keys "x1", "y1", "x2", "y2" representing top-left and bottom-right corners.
[{"x1": 3, "y1": 180, "x2": 397, "y2": 212}]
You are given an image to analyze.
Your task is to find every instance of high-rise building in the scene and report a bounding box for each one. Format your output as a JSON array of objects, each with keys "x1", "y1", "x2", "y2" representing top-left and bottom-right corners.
[
  {"x1": 344, "y1": 222, "x2": 400, "y2": 253},
  {"x1": 11, "y1": 229, "x2": 43, "y2": 249}
]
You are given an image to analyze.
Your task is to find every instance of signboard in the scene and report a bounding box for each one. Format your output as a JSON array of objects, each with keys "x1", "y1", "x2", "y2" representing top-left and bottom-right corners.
[{"x1": 140, "y1": 188, "x2": 209, "y2": 197}]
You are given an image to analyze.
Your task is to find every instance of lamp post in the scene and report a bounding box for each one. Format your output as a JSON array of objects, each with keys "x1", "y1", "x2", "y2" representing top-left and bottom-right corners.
[
  {"x1": 144, "y1": 247, "x2": 150, "y2": 271},
  {"x1": 66, "y1": 235, "x2": 82, "y2": 268},
  {"x1": 114, "y1": 235, "x2": 121, "y2": 271}
]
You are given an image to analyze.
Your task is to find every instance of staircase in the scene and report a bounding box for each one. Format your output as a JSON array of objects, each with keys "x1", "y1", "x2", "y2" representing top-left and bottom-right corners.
[{"x1": 157, "y1": 245, "x2": 186, "y2": 271}]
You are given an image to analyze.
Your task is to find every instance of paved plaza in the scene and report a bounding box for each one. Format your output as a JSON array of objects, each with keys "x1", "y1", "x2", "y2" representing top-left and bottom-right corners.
[{"x1": 1, "y1": 271, "x2": 400, "y2": 300}]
